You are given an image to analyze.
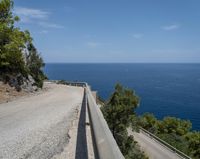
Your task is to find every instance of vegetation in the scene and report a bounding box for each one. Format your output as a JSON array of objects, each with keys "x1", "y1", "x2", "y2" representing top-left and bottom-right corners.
[
  {"x1": 101, "y1": 84, "x2": 148, "y2": 159},
  {"x1": 139, "y1": 113, "x2": 200, "y2": 159},
  {"x1": 101, "y1": 84, "x2": 200, "y2": 159},
  {"x1": 26, "y1": 43, "x2": 46, "y2": 88},
  {"x1": 0, "y1": 0, "x2": 46, "y2": 88}
]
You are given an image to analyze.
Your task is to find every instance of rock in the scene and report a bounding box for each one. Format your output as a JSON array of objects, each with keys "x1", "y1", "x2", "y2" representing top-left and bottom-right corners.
[
  {"x1": 28, "y1": 75, "x2": 35, "y2": 85},
  {"x1": 7, "y1": 74, "x2": 37, "y2": 93},
  {"x1": 8, "y1": 77, "x2": 17, "y2": 87}
]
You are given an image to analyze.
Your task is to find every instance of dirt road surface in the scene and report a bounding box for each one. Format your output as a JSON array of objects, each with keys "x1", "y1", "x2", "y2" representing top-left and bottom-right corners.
[{"x1": 0, "y1": 82, "x2": 84, "y2": 159}]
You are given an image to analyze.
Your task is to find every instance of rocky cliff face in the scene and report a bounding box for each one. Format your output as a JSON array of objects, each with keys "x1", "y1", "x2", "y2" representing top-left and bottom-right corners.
[
  {"x1": 0, "y1": 74, "x2": 40, "y2": 103},
  {"x1": 1, "y1": 74, "x2": 38, "y2": 92}
]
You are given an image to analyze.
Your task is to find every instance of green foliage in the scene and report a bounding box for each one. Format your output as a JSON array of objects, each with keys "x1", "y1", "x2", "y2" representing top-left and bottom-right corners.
[
  {"x1": 159, "y1": 116, "x2": 192, "y2": 136},
  {"x1": 26, "y1": 43, "x2": 46, "y2": 88},
  {"x1": 139, "y1": 113, "x2": 158, "y2": 134},
  {"x1": 139, "y1": 113, "x2": 199, "y2": 159},
  {"x1": 102, "y1": 84, "x2": 147, "y2": 159},
  {"x1": 102, "y1": 84, "x2": 139, "y2": 136},
  {"x1": 185, "y1": 131, "x2": 200, "y2": 158},
  {"x1": 157, "y1": 133, "x2": 190, "y2": 155},
  {"x1": 0, "y1": 0, "x2": 28, "y2": 76},
  {"x1": 0, "y1": 0, "x2": 46, "y2": 88},
  {"x1": 0, "y1": 0, "x2": 14, "y2": 24}
]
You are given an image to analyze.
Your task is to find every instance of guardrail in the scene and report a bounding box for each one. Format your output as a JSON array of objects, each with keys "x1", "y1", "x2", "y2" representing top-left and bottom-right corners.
[
  {"x1": 140, "y1": 127, "x2": 192, "y2": 159},
  {"x1": 55, "y1": 80, "x2": 124, "y2": 159},
  {"x1": 85, "y1": 83, "x2": 124, "y2": 159}
]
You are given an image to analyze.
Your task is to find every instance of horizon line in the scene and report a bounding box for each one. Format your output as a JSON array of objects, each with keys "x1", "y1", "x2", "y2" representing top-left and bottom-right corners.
[{"x1": 45, "y1": 62, "x2": 200, "y2": 64}]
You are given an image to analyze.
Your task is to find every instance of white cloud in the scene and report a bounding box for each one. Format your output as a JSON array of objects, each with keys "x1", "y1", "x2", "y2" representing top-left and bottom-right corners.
[
  {"x1": 14, "y1": 6, "x2": 64, "y2": 29},
  {"x1": 86, "y1": 42, "x2": 101, "y2": 48},
  {"x1": 14, "y1": 7, "x2": 49, "y2": 21},
  {"x1": 162, "y1": 24, "x2": 180, "y2": 31},
  {"x1": 39, "y1": 30, "x2": 48, "y2": 34},
  {"x1": 38, "y1": 22, "x2": 64, "y2": 29},
  {"x1": 132, "y1": 33, "x2": 143, "y2": 39}
]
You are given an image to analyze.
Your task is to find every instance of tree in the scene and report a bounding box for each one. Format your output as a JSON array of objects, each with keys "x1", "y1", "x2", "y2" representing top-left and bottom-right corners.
[
  {"x1": 26, "y1": 42, "x2": 46, "y2": 88},
  {"x1": 158, "y1": 117, "x2": 192, "y2": 136},
  {"x1": 185, "y1": 131, "x2": 200, "y2": 158},
  {"x1": 102, "y1": 84, "x2": 139, "y2": 137},
  {"x1": 102, "y1": 84, "x2": 147, "y2": 159},
  {"x1": 0, "y1": 0, "x2": 46, "y2": 89},
  {"x1": 139, "y1": 114, "x2": 192, "y2": 136},
  {"x1": 139, "y1": 113, "x2": 197, "y2": 158},
  {"x1": 139, "y1": 113, "x2": 158, "y2": 134},
  {"x1": 0, "y1": 0, "x2": 30, "y2": 78}
]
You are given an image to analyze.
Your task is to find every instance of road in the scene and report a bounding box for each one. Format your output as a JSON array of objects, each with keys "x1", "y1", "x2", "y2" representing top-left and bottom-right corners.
[
  {"x1": 128, "y1": 129, "x2": 183, "y2": 159},
  {"x1": 0, "y1": 82, "x2": 84, "y2": 159}
]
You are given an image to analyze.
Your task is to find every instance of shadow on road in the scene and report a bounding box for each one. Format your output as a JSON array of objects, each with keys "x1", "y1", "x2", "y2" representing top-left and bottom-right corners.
[{"x1": 75, "y1": 89, "x2": 88, "y2": 159}]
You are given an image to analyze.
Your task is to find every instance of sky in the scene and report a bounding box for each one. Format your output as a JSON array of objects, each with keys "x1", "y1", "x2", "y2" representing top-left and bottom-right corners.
[{"x1": 13, "y1": 0, "x2": 200, "y2": 63}]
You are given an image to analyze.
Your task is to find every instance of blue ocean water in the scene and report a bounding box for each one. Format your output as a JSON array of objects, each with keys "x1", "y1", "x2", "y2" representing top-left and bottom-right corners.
[{"x1": 44, "y1": 63, "x2": 200, "y2": 130}]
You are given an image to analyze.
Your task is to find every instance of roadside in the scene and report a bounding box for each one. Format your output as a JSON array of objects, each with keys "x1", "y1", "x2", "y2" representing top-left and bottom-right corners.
[
  {"x1": 0, "y1": 82, "x2": 84, "y2": 159},
  {"x1": 53, "y1": 88, "x2": 95, "y2": 159},
  {"x1": 0, "y1": 81, "x2": 49, "y2": 104},
  {"x1": 0, "y1": 81, "x2": 28, "y2": 104}
]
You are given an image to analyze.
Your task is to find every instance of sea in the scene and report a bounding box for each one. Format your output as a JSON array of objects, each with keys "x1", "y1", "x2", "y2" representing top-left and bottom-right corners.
[{"x1": 44, "y1": 63, "x2": 200, "y2": 130}]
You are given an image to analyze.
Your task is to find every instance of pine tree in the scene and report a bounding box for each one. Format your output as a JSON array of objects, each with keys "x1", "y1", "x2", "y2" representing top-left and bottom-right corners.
[{"x1": 102, "y1": 84, "x2": 147, "y2": 159}]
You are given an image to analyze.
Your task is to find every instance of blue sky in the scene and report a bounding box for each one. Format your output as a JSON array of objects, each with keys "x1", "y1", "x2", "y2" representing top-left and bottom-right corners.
[{"x1": 14, "y1": 0, "x2": 200, "y2": 63}]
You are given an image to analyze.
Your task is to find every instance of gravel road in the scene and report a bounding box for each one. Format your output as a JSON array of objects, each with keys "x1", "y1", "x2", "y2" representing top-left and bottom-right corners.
[{"x1": 0, "y1": 82, "x2": 84, "y2": 159}]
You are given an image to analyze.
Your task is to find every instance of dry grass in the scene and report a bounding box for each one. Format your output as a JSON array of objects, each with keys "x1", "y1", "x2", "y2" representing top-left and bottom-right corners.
[{"x1": 0, "y1": 82, "x2": 27, "y2": 104}]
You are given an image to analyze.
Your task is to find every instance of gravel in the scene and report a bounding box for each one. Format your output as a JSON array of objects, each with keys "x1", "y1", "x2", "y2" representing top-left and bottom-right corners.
[{"x1": 0, "y1": 82, "x2": 83, "y2": 159}]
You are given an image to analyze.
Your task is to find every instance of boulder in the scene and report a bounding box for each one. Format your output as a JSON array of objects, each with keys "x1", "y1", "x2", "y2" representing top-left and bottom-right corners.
[
  {"x1": 21, "y1": 75, "x2": 37, "y2": 92},
  {"x1": 6, "y1": 74, "x2": 37, "y2": 92}
]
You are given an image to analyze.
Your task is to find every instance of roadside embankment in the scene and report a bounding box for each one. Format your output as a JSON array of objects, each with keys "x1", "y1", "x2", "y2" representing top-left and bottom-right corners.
[{"x1": 0, "y1": 81, "x2": 28, "y2": 104}]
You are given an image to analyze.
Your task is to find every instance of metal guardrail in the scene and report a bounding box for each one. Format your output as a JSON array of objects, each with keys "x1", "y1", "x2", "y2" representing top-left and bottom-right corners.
[
  {"x1": 140, "y1": 127, "x2": 192, "y2": 159},
  {"x1": 54, "y1": 80, "x2": 124, "y2": 159},
  {"x1": 85, "y1": 83, "x2": 124, "y2": 159}
]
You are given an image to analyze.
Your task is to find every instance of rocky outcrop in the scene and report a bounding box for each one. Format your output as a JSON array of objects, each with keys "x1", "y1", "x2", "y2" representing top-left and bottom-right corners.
[
  {"x1": 2, "y1": 74, "x2": 38, "y2": 92},
  {"x1": 21, "y1": 75, "x2": 38, "y2": 92},
  {"x1": 0, "y1": 81, "x2": 27, "y2": 104}
]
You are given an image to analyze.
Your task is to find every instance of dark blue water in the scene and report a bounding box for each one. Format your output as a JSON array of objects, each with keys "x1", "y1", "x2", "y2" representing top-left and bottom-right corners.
[{"x1": 44, "y1": 63, "x2": 200, "y2": 130}]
